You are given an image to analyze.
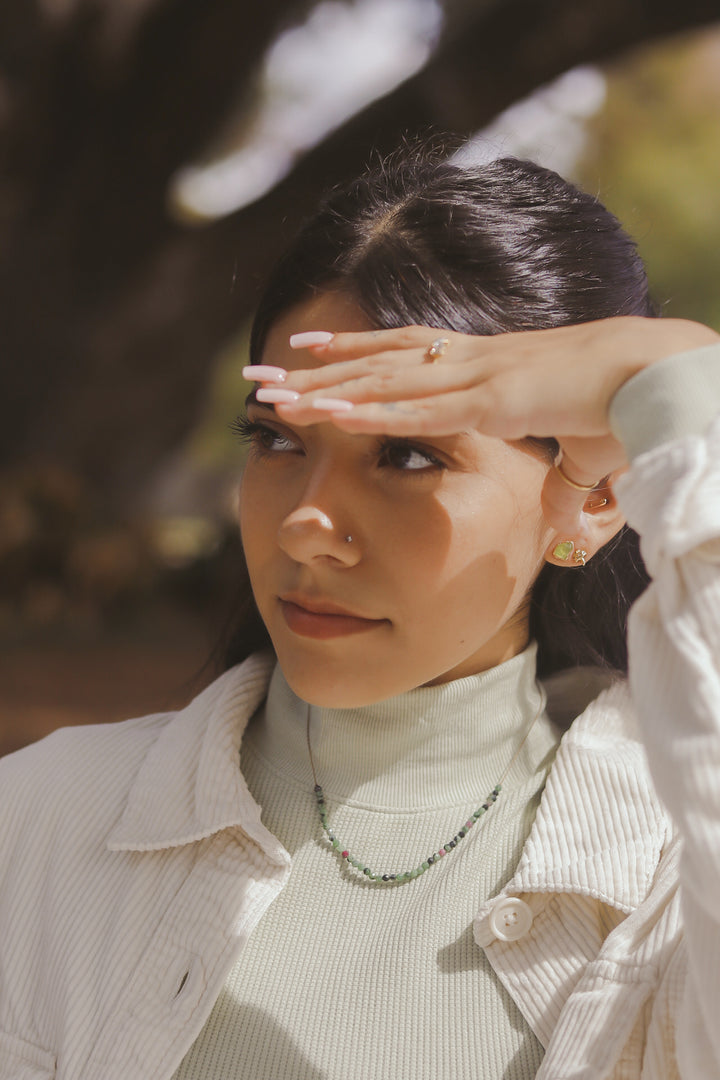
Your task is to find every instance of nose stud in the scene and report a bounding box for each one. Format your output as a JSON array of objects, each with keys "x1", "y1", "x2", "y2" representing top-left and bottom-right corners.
[{"x1": 344, "y1": 535, "x2": 353, "y2": 544}]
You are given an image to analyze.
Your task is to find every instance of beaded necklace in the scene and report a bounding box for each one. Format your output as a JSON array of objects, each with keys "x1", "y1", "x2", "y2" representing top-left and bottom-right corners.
[{"x1": 306, "y1": 687, "x2": 547, "y2": 884}]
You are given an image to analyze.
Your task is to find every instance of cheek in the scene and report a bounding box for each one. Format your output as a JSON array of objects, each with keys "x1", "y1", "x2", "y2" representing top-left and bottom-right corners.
[{"x1": 407, "y1": 491, "x2": 545, "y2": 620}]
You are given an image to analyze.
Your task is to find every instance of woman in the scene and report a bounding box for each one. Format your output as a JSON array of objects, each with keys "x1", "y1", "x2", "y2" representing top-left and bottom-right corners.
[{"x1": 1, "y1": 151, "x2": 719, "y2": 1079}]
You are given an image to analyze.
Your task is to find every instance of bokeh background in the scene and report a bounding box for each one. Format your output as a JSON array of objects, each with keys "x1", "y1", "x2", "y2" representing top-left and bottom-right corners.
[{"x1": 2, "y1": 0, "x2": 720, "y2": 755}]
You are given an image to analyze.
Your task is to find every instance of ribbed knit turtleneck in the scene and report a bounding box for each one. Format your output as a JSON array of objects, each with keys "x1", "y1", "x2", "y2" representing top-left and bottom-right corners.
[
  {"x1": 254, "y1": 643, "x2": 549, "y2": 815},
  {"x1": 174, "y1": 644, "x2": 560, "y2": 1080}
]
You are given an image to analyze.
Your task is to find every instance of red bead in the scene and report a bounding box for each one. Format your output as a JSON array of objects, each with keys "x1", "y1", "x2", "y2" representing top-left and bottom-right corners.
[
  {"x1": 342, "y1": 851, "x2": 349, "y2": 859},
  {"x1": 438, "y1": 848, "x2": 446, "y2": 857}
]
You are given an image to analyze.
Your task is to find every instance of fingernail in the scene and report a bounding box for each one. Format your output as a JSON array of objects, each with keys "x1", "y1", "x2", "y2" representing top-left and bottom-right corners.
[
  {"x1": 289, "y1": 331, "x2": 335, "y2": 348},
  {"x1": 310, "y1": 398, "x2": 354, "y2": 412},
  {"x1": 243, "y1": 365, "x2": 287, "y2": 382},
  {"x1": 256, "y1": 388, "x2": 301, "y2": 404}
]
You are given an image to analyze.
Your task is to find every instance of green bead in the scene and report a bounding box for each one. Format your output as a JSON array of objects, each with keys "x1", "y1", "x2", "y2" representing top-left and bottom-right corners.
[{"x1": 317, "y1": 770, "x2": 506, "y2": 883}]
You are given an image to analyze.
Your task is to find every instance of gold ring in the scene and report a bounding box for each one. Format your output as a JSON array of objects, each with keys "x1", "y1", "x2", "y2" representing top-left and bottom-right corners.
[
  {"x1": 554, "y1": 457, "x2": 599, "y2": 492},
  {"x1": 425, "y1": 337, "x2": 449, "y2": 363}
]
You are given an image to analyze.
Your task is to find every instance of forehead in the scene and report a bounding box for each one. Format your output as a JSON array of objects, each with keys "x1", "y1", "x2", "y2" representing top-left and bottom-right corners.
[{"x1": 262, "y1": 290, "x2": 374, "y2": 372}]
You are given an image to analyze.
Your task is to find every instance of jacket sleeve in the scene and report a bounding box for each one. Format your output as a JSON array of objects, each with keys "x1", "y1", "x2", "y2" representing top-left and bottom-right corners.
[{"x1": 609, "y1": 341, "x2": 720, "y2": 1078}]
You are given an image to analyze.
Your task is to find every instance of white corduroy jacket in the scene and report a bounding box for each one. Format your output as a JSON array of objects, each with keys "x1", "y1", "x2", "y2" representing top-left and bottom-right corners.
[{"x1": 1, "y1": 344, "x2": 720, "y2": 1080}]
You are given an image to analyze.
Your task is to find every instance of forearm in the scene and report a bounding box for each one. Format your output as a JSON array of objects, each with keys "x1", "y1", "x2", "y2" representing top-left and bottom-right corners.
[{"x1": 610, "y1": 340, "x2": 720, "y2": 1074}]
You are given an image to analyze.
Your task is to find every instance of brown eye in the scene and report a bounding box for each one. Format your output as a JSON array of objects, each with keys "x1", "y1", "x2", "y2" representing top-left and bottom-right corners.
[
  {"x1": 378, "y1": 439, "x2": 444, "y2": 472},
  {"x1": 258, "y1": 427, "x2": 295, "y2": 452}
]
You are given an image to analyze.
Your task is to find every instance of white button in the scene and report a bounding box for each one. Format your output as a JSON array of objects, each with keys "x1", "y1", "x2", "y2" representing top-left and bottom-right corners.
[{"x1": 488, "y1": 898, "x2": 533, "y2": 942}]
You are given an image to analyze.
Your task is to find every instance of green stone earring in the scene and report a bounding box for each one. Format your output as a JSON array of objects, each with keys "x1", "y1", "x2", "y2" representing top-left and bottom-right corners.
[{"x1": 553, "y1": 539, "x2": 575, "y2": 561}]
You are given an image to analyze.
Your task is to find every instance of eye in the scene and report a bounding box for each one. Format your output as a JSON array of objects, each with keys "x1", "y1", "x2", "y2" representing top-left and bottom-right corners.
[
  {"x1": 377, "y1": 439, "x2": 445, "y2": 472},
  {"x1": 231, "y1": 416, "x2": 299, "y2": 455}
]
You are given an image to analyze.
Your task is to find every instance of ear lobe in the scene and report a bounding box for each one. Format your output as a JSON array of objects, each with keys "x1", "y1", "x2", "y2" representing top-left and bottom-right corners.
[{"x1": 545, "y1": 475, "x2": 627, "y2": 568}]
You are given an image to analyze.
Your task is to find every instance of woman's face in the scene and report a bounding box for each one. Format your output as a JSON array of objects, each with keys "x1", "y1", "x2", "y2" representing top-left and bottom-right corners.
[{"x1": 239, "y1": 291, "x2": 555, "y2": 707}]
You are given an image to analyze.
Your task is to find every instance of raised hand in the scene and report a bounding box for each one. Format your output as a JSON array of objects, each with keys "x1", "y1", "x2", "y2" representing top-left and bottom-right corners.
[{"x1": 244, "y1": 316, "x2": 718, "y2": 534}]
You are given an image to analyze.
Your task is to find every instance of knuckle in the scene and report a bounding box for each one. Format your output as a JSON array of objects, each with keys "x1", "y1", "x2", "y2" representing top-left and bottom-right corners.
[
  {"x1": 366, "y1": 353, "x2": 392, "y2": 371},
  {"x1": 470, "y1": 377, "x2": 529, "y2": 436},
  {"x1": 358, "y1": 369, "x2": 399, "y2": 395},
  {"x1": 393, "y1": 326, "x2": 425, "y2": 349},
  {"x1": 375, "y1": 370, "x2": 400, "y2": 392}
]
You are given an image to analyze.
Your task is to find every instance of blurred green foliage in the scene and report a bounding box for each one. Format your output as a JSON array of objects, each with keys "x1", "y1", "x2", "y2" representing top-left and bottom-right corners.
[{"x1": 576, "y1": 25, "x2": 720, "y2": 330}]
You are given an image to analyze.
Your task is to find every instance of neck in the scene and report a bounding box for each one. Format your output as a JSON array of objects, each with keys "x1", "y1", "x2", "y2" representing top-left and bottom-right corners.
[{"x1": 244, "y1": 644, "x2": 559, "y2": 811}]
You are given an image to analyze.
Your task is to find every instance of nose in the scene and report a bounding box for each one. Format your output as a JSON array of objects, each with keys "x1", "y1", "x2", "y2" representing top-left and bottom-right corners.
[{"x1": 277, "y1": 487, "x2": 361, "y2": 569}]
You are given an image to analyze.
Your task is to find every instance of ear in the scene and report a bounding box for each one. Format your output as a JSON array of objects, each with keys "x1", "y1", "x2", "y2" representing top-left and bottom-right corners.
[{"x1": 543, "y1": 473, "x2": 627, "y2": 569}]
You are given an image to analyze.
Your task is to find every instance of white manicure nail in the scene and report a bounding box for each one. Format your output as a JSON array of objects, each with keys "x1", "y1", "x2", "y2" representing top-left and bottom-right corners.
[
  {"x1": 256, "y1": 388, "x2": 301, "y2": 403},
  {"x1": 289, "y1": 331, "x2": 335, "y2": 348},
  {"x1": 311, "y1": 398, "x2": 354, "y2": 412}
]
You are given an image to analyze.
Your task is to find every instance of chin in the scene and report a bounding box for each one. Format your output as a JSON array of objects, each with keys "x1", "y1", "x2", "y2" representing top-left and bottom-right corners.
[
  {"x1": 285, "y1": 677, "x2": 390, "y2": 710},
  {"x1": 277, "y1": 659, "x2": 408, "y2": 709}
]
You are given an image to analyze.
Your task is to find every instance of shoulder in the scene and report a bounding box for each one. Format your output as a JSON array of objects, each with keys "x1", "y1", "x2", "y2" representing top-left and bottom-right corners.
[
  {"x1": 509, "y1": 671, "x2": 673, "y2": 914},
  {"x1": 549, "y1": 669, "x2": 663, "y2": 793},
  {"x1": 0, "y1": 653, "x2": 274, "y2": 857},
  {"x1": 544, "y1": 664, "x2": 645, "y2": 748},
  {"x1": 0, "y1": 712, "x2": 175, "y2": 863}
]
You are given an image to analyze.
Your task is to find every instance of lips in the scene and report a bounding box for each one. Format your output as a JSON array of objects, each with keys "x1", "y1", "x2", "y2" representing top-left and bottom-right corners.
[{"x1": 279, "y1": 594, "x2": 388, "y2": 640}]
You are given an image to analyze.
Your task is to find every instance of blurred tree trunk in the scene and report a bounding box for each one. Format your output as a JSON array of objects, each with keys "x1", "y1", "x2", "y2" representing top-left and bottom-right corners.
[{"x1": 1, "y1": 0, "x2": 718, "y2": 508}]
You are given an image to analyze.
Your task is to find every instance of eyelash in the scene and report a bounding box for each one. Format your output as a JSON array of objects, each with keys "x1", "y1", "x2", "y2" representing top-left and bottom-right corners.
[
  {"x1": 231, "y1": 416, "x2": 445, "y2": 473},
  {"x1": 231, "y1": 416, "x2": 295, "y2": 453}
]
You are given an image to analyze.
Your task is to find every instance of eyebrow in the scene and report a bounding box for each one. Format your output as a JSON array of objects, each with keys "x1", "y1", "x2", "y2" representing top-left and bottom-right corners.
[{"x1": 244, "y1": 389, "x2": 276, "y2": 414}]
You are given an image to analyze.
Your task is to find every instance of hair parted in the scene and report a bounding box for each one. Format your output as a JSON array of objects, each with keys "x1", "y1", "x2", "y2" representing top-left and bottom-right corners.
[{"x1": 224, "y1": 144, "x2": 653, "y2": 679}]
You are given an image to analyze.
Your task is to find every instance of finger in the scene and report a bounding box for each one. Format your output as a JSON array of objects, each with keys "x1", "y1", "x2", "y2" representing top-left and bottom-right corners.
[
  {"x1": 291, "y1": 356, "x2": 489, "y2": 405},
  {"x1": 282, "y1": 348, "x2": 428, "y2": 395},
  {"x1": 290, "y1": 325, "x2": 447, "y2": 363},
  {"x1": 294, "y1": 387, "x2": 491, "y2": 438},
  {"x1": 276, "y1": 360, "x2": 503, "y2": 429}
]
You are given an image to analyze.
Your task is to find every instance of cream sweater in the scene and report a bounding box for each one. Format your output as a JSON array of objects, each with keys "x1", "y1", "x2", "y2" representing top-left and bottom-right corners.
[{"x1": 174, "y1": 648, "x2": 560, "y2": 1079}]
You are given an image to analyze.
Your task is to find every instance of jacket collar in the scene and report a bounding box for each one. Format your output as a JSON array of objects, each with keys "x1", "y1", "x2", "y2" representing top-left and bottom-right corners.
[
  {"x1": 476, "y1": 674, "x2": 672, "y2": 929},
  {"x1": 107, "y1": 652, "x2": 277, "y2": 855},
  {"x1": 108, "y1": 655, "x2": 671, "y2": 914}
]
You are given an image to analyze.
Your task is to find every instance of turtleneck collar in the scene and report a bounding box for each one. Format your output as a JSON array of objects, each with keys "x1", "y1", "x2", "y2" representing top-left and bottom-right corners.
[{"x1": 243, "y1": 643, "x2": 559, "y2": 812}]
